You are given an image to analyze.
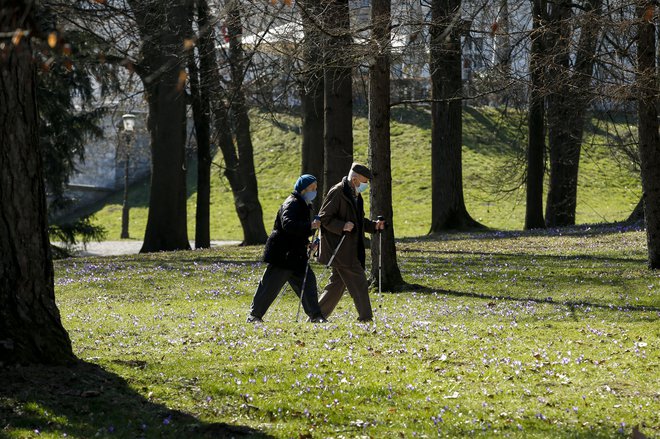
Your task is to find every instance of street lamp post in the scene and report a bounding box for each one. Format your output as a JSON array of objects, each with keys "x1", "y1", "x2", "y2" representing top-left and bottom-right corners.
[{"x1": 120, "y1": 113, "x2": 136, "y2": 239}]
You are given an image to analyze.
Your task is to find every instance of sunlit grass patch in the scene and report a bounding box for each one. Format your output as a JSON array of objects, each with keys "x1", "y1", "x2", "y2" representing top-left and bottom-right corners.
[
  {"x1": 3, "y1": 227, "x2": 659, "y2": 438},
  {"x1": 86, "y1": 107, "x2": 641, "y2": 240}
]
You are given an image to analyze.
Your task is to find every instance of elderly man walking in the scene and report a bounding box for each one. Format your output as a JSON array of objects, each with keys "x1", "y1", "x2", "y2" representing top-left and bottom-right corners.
[
  {"x1": 317, "y1": 163, "x2": 385, "y2": 322},
  {"x1": 247, "y1": 174, "x2": 326, "y2": 323}
]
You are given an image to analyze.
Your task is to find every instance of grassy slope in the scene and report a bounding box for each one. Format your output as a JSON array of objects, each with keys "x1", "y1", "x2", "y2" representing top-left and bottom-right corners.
[
  {"x1": 2, "y1": 226, "x2": 658, "y2": 438},
  {"x1": 88, "y1": 107, "x2": 641, "y2": 241}
]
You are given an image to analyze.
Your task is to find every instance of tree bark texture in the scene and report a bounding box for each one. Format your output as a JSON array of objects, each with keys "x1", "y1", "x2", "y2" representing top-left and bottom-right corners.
[
  {"x1": 368, "y1": 0, "x2": 403, "y2": 290},
  {"x1": 189, "y1": 4, "x2": 211, "y2": 249},
  {"x1": 0, "y1": 1, "x2": 74, "y2": 365},
  {"x1": 226, "y1": 0, "x2": 268, "y2": 245},
  {"x1": 429, "y1": 0, "x2": 481, "y2": 232},
  {"x1": 300, "y1": 0, "x2": 325, "y2": 210},
  {"x1": 130, "y1": 0, "x2": 191, "y2": 252},
  {"x1": 636, "y1": 1, "x2": 660, "y2": 268},
  {"x1": 495, "y1": 0, "x2": 512, "y2": 73},
  {"x1": 323, "y1": 0, "x2": 353, "y2": 195},
  {"x1": 545, "y1": 0, "x2": 601, "y2": 227},
  {"x1": 525, "y1": 0, "x2": 547, "y2": 230},
  {"x1": 196, "y1": 1, "x2": 262, "y2": 245}
]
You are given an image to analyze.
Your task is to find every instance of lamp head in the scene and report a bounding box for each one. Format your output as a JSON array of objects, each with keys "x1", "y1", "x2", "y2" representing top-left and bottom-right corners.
[{"x1": 122, "y1": 113, "x2": 136, "y2": 132}]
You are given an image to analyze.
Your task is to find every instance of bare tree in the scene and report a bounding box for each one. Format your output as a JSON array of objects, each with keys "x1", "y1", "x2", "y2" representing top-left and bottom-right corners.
[
  {"x1": 368, "y1": 0, "x2": 404, "y2": 290},
  {"x1": 300, "y1": 0, "x2": 325, "y2": 207},
  {"x1": 127, "y1": 0, "x2": 191, "y2": 253},
  {"x1": 323, "y1": 0, "x2": 353, "y2": 193},
  {"x1": 636, "y1": 0, "x2": 660, "y2": 268},
  {"x1": 524, "y1": 0, "x2": 546, "y2": 230},
  {"x1": 429, "y1": 0, "x2": 483, "y2": 232},
  {"x1": 189, "y1": 0, "x2": 212, "y2": 249},
  {"x1": 0, "y1": 0, "x2": 74, "y2": 365},
  {"x1": 545, "y1": 0, "x2": 602, "y2": 227},
  {"x1": 225, "y1": 0, "x2": 269, "y2": 244}
]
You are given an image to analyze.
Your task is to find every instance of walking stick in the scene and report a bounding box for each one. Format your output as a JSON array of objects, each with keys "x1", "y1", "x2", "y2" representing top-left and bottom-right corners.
[
  {"x1": 327, "y1": 232, "x2": 348, "y2": 268},
  {"x1": 296, "y1": 216, "x2": 320, "y2": 322}
]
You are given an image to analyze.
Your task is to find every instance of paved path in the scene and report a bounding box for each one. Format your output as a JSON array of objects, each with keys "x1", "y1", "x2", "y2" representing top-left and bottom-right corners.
[{"x1": 65, "y1": 240, "x2": 241, "y2": 257}]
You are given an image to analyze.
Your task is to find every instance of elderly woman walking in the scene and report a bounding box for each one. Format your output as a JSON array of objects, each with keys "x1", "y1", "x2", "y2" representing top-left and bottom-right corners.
[{"x1": 247, "y1": 174, "x2": 326, "y2": 323}]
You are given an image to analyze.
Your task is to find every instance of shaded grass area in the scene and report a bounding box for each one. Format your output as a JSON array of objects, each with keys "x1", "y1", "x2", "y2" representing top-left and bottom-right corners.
[
  {"x1": 0, "y1": 362, "x2": 267, "y2": 438},
  {"x1": 85, "y1": 106, "x2": 641, "y2": 240},
  {"x1": 3, "y1": 227, "x2": 659, "y2": 438}
]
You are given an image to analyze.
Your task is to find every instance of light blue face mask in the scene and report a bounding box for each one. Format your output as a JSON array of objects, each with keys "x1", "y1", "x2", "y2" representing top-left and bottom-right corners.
[
  {"x1": 356, "y1": 182, "x2": 369, "y2": 193},
  {"x1": 302, "y1": 190, "x2": 317, "y2": 203}
]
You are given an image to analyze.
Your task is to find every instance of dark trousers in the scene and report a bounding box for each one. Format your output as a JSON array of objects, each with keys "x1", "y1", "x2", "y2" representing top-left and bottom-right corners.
[
  {"x1": 249, "y1": 264, "x2": 323, "y2": 319},
  {"x1": 318, "y1": 264, "x2": 373, "y2": 321}
]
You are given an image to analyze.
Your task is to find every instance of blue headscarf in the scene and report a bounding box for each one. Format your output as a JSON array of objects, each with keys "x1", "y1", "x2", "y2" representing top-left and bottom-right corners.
[{"x1": 294, "y1": 174, "x2": 316, "y2": 193}]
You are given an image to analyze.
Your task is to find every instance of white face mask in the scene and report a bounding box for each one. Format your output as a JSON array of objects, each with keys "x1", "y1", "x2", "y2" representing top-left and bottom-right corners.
[
  {"x1": 302, "y1": 191, "x2": 317, "y2": 203},
  {"x1": 356, "y1": 181, "x2": 369, "y2": 193}
]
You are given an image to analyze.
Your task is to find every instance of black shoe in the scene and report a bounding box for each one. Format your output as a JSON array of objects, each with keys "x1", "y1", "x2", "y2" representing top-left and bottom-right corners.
[
  {"x1": 246, "y1": 315, "x2": 263, "y2": 323},
  {"x1": 307, "y1": 314, "x2": 328, "y2": 323}
]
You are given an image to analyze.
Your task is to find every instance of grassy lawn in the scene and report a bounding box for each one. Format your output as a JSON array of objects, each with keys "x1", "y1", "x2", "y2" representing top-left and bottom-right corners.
[
  {"x1": 85, "y1": 107, "x2": 641, "y2": 241},
  {"x1": 2, "y1": 225, "x2": 659, "y2": 438}
]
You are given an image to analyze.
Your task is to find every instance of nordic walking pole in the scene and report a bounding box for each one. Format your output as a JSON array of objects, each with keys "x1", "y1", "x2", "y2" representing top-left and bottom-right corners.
[
  {"x1": 327, "y1": 231, "x2": 348, "y2": 267},
  {"x1": 377, "y1": 215, "x2": 384, "y2": 295},
  {"x1": 296, "y1": 263, "x2": 311, "y2": 322},
  {"x1": 272, "y1": 283, "x2": 287, "y2": 311},
  {"x1": 297, "y1": 215, "x2": 320, "y2": 322}
]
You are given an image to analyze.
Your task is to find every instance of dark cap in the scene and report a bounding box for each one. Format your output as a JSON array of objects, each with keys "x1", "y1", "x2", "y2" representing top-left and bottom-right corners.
[{"x1": 351, "y1": 162, "x2": 373, "y2": 180}]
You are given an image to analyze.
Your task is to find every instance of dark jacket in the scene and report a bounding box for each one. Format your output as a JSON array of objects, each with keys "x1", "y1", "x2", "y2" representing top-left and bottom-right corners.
[
  {"x1": 318, "y1": 177, "x2": 376, "y2": 269},
  {"x1": 263, "y1": 192, "x2": 315, "y2": 273}
]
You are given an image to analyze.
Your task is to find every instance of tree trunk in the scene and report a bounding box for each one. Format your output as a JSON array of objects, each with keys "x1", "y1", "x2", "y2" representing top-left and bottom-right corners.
[
  {"x1": 189, "y1": 5, "x2": 211, "y2": 249},
  {"x1": 429, "y1": 0, "x2": 482, "y2": 232},
  {"x1": 545, "y1": 0, "x2": 601, "y2": 227},
  {"x1": 300, "y1": 0, "x2": 325, "y2": 210},
  {"x1": 130, "y1": 0, "x2": 191, "y2": 253},
  {"x1": 0, "y1": 1, "x2": 74, "y2": 365},
  {"x1": 196, "y1": 0, "x2": 263, "y2": 246},
  {"x1": 368, "y1": 0, "x2": 404, "y2": 291},
  {"x1": 525, "y1": 0, "x2": 546, "y2": 230},
  {"x1": 637, "y1": 0, "x2": 660, "y2": 268},
  {"x1": 495, "y1": 0, "x2": 511, "y2": 73},
  {"x1": 323, "y1": 0, "x2": 353, "y2": 194},
  {"x1": 226, "y1": 0, "x2": 268, "y2": 245},
  {"x1": 544, "y1": 0, "x2": 573, "y2": 227}
]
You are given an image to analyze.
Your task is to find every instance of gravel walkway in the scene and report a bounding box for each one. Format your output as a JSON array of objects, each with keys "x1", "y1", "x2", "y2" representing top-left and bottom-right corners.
[{"x1": 64, "y1": 240, "x2": 241, "y2": 257}]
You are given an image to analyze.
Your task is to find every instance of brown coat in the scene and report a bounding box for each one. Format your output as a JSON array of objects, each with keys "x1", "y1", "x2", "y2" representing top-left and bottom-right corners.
[{"x1": 318, "y1": 177, "x2": 376, "y2": 268}]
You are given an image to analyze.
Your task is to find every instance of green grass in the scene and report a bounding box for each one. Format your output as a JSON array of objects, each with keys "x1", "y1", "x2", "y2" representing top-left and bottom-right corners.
[
  {"x1": 2, "y1": 225, "x2": 659, "y2": 438},
  {"x1": 86, "y1": 107, "x2": 641, "y2": 241}
]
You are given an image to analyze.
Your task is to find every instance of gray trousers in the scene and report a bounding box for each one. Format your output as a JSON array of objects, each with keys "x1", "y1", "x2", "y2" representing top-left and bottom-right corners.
[
  {"x1": 249, "y1": 264, "x2": 323, "y2": 319},
  {"x1": 318, "y1": 264, "x2": 373, "y2": 321}
]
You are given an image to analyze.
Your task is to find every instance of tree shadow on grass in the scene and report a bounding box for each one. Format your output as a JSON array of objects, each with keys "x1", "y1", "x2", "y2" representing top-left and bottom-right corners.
[
  {"x1": 406, "y1": 284, "x2": 660, "y2": 316},
  {"x1": 400, "y1": 247, "x2": 645, "y2": 265},
  {"x1": 0, "y1": 360, "x2": 270, "y2": 438},
  {"x1": 399, "y1": 221, "x2": 645, "y2": 244}
]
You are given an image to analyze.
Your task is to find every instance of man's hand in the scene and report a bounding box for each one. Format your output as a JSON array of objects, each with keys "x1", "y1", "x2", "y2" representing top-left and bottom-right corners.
[
  {"x1": 311, "y1": 219, "x2": 321, "y2": 230},
  {"x1": 375, "y1": 220, "x2": 386, "y2": 231},
  {"x1": 343, "y1": 221, "x2": 355, "y2": 233},
  {"x1": 309, "y1": 239, "x2": 319, "y2": 254}
]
